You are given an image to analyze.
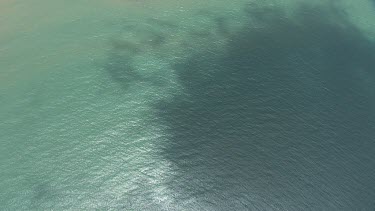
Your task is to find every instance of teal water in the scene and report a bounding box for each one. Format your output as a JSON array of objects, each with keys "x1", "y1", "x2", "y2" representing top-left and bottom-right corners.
[{"x1": 1, "y1": 1, "x2": 375, "y2": 210}]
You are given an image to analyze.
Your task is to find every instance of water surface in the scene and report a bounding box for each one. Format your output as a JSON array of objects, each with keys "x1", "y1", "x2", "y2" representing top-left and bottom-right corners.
[{"x1": 1, "y1": 0, "x2": 375, "y2": 210}]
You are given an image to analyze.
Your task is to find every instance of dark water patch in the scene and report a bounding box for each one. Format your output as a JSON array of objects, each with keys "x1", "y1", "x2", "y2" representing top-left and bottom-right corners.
[
  {"x1": 105, "y1": 22, "x2": 177, "y2": 89},
  {"x1": 188, "y1": 10, "x2": 236, "y2": 39},
  {"x1": 156, "y1": 3, "x2": 375, "y2": 210},
  {"x1": 105, "y1": 38, "x2": 163, "y2": 89},
  {"x1": 104, "y1": 49, "x2": 169, "y2": 91},
  {"x1": 110, "y1": 39, "x2": 142, "y2": 53},
  {"x1": 145, "y1": 31, "x2": 168, "y2": 48},
  {"x1": 214, "y1": 16, "x2": 232, "y2": 36},
  {"x1": 105, "y1": 50, "x2": 141, "y2": 90},
  {"x1": 33, "y1": 183, "x2": 51, "y2": 201},
  {"x1": 29, "y1": 181, "x2": 57, "y2": 210},
  {"x1": 147, "y1": 17, "x2": 179, "y2": 29}
]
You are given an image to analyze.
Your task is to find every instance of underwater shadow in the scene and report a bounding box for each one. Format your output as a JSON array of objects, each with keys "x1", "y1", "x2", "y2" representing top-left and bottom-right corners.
[
  {"x1": 156, "y1": 3, "x2": 375, "y2": 210},
  {"x1": 104, "y1": 17, "x2": 181, "y2": 90}
]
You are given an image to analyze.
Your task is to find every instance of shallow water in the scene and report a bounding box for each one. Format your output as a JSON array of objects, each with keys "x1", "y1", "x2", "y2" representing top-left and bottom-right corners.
[{"x1": 1, "y1": 0, "x2": 375, "y2": 210}]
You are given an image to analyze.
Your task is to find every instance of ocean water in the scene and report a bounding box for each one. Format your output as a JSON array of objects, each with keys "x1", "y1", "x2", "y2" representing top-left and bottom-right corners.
[{"x1": 1, "y1": 0, "x2": 375, "y2": 210}]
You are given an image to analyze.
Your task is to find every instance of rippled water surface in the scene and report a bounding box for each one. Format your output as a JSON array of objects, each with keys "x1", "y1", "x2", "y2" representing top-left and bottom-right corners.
[{"x1": 1, "y1": 0, "x2": 375, "y2": 210}]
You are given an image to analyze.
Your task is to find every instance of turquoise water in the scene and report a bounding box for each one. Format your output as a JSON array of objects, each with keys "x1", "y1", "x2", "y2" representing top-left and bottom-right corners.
[{"x1": 1, "y1": 1, "x2": 375, "y2": 210}]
